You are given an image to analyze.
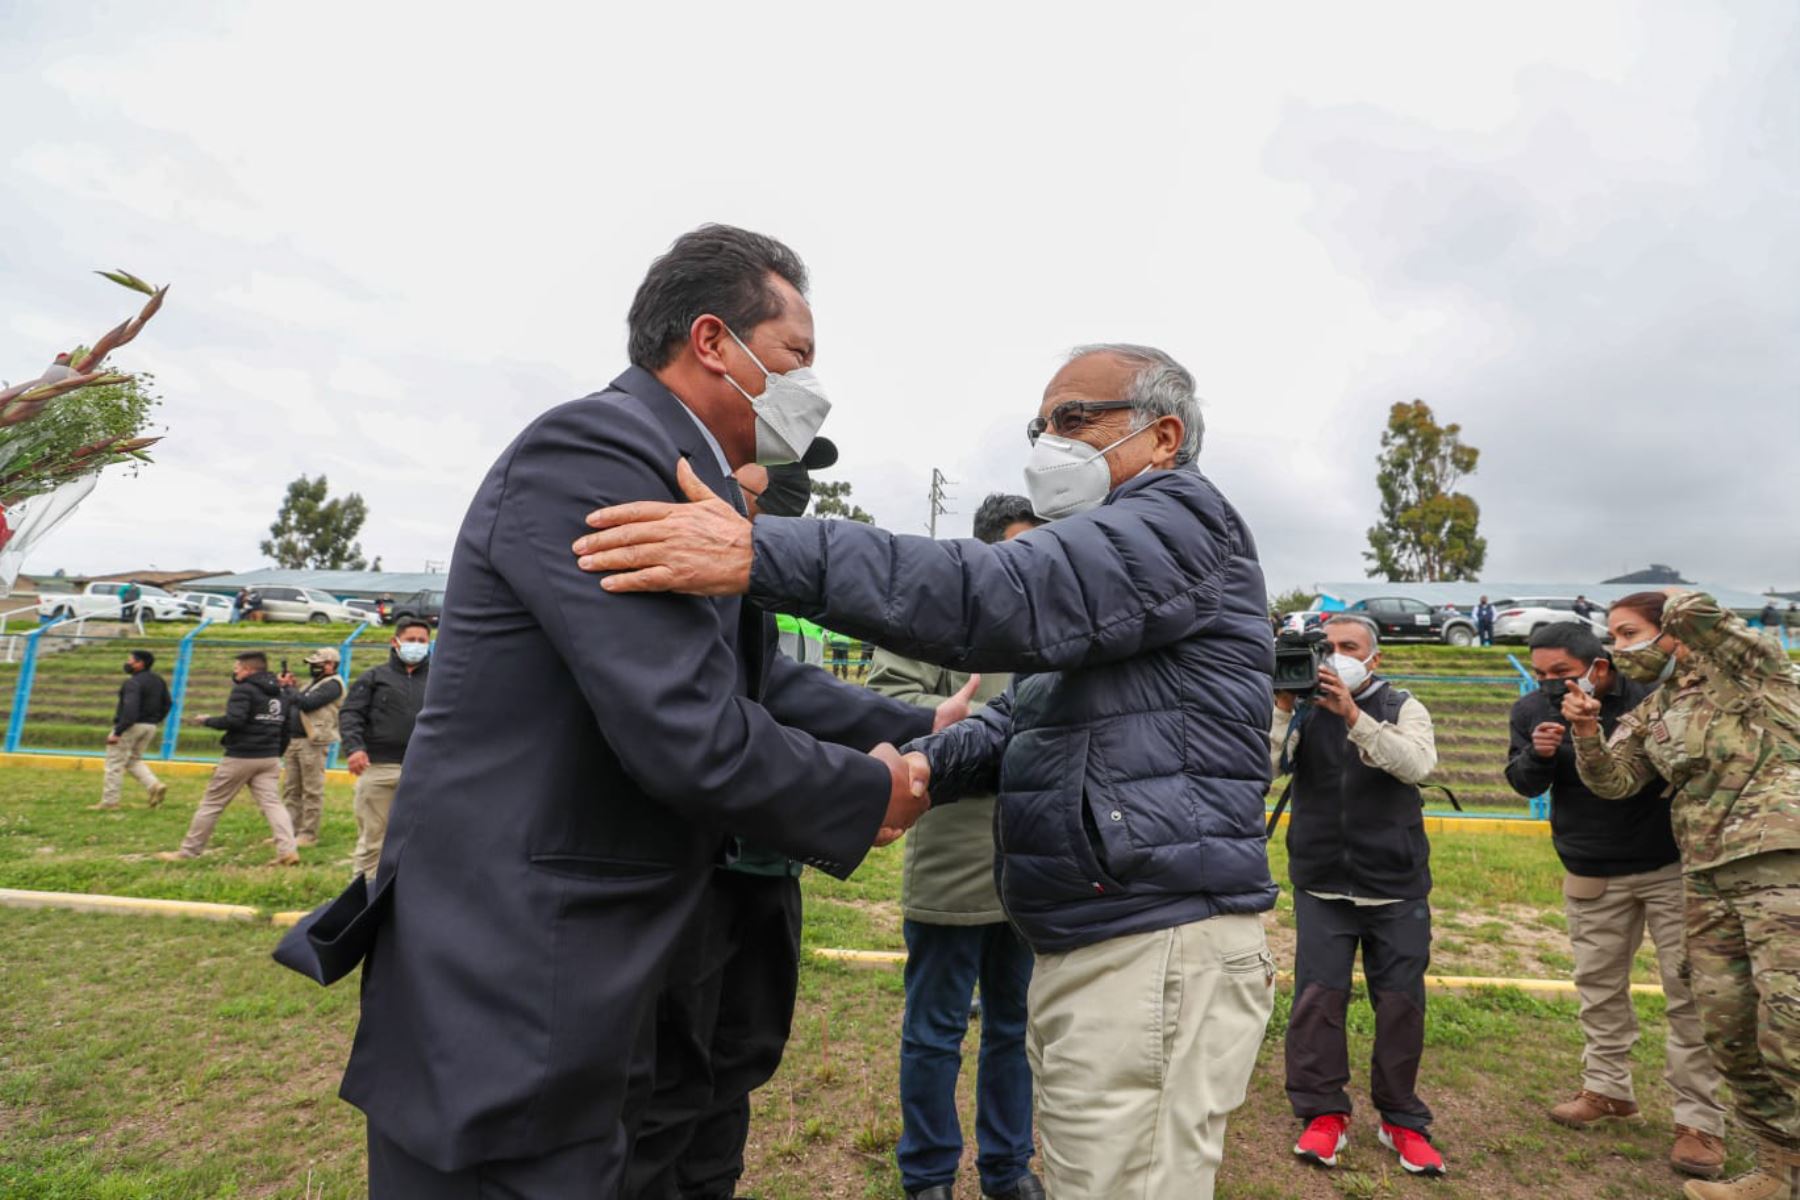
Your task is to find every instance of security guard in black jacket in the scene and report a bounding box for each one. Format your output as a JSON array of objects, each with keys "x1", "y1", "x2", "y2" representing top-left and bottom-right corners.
[{"x1": 339, "y1": 618, "x2": 432, "y2": 883}]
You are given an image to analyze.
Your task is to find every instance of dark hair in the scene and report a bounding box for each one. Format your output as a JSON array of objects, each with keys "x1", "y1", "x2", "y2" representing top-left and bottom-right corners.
[
  {"x1": 393, "y1": 617, "x2": 432, "y2": 639},
  {"x1": 972, "y1": 493, "x2": 1041, "y2": 545},
  {"x1": 1609, "y1": 591, "x2": 1668, "y2": 627},
  {"x1": 627, "y1": 225, "x2": 810, "y2": 371},
  {"x1": 1528, "y1": 621, "x2": 1605, "y2": 664},
  {"x1": 235, "y1": 651, "x2": 268, "y2": 667},
  {"x1": 129, "y1": 649, "x2": 155, "y2": 669}
]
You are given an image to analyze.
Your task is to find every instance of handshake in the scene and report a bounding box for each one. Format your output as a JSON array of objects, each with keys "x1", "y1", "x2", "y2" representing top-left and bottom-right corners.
[
  {"x1": 869, "y1": 744, "x2": 932, "y2": 847},
  {"x1": 864, "y1": 671, "x2": 977, "y2": 847}
]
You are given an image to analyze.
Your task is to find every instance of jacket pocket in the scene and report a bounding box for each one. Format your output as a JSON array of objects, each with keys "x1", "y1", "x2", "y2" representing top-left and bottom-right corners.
[{"x1": 528, "y1": 853, "x2": 678, "y2": 882}]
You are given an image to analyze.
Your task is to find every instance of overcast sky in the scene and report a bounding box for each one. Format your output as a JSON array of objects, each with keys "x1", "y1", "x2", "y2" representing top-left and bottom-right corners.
[{"x1": 4, "y1": 0, "x2": 1796, "y2": 595}]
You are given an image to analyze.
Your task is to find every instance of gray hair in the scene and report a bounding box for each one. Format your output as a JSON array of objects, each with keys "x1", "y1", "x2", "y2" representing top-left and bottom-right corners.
[
  {"x1": 1067, "y1": 343, "x2": 1204, "y2": 466},
  {"x1": 1325, "y1": 613, "x2": 1380, "y2": 647}
]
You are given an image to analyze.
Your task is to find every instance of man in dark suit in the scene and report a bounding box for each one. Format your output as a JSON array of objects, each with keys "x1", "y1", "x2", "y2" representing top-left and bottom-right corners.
[{"x1": 276, "y1": 224, "x2": 933, "y2": 1197}]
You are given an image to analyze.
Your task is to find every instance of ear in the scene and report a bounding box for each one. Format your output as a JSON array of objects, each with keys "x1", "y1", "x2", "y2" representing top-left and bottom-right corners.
[
  {"x1": 1152, "y1": 414, "x2": 1184, "y2": 465},
  {"x1": 689, "y1": 314, "x2": 732, "y2": 376}
]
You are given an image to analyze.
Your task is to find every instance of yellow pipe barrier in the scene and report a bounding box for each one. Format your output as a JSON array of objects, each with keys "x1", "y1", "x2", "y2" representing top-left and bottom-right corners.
[
  {"x1": 0, "y1": 887, "x2": 258, "y2": 922},
  {"x1": 809, "y1": 947, "x2": 1658, "y2": 997},
  {"x1": 0, "y1": 750, "x2": 355, "y2": 783}
]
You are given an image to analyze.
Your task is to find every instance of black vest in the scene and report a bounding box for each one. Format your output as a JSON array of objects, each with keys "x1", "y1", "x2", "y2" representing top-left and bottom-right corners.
[{"x1": 1285, "y1": 682, "x2": 1431, "y2": 900}]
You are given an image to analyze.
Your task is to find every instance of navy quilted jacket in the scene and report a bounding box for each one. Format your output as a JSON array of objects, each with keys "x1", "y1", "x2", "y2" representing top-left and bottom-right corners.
[{"x1": 749, "y1": 467, "x2": 1278, "y2": 952}]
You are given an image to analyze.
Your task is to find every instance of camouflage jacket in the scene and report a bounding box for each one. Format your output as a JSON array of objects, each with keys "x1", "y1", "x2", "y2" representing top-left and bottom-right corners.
[{"x1": 1574, "y1": 592, "x2": 1800, "y2": 872}]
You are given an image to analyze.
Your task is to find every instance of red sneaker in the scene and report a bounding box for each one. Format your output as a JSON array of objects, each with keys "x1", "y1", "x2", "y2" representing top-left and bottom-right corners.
[
  {"x1": 1294, "y1": 1113, "x2": 1350, "y2": 1168},
  {"x1": 1379, "y1": 1122, "x2": 1446, "y2": 1176}
]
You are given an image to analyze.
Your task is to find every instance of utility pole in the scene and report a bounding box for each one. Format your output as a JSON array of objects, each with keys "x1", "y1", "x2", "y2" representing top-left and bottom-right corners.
[{"x1": 926, "y1": 468, "x2": 954, "y2": 538}]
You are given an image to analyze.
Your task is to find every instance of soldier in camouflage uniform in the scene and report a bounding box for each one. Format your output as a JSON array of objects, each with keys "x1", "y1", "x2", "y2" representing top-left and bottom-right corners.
[{"x1": 1570, "y1": 590, "x2": 1800, "y2": 1200}]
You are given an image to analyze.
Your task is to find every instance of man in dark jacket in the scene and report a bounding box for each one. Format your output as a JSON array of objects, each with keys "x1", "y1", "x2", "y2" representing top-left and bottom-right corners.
[
  {"x1": 866, "y1": 492, "x2": 1044, "y2": 1200},
  {"x1": 1475, "y1": 595, "x2": 1497, "y2": 646},
  {"x1": 95, "y1": 648, "x2": 170, "y2": 810},
  {"x1": 339, "y1": 618, "x2": 432, "y2": 883},
  {"x1": 574, "y1": 343, "x2": 1277, "y2": 1198},
  {"x1": 1505, "y1": 621, "x2": 1726, "y2": 1178},
  {"x1": 274, "y1": 225, "x2": 931, "y2": 1197},
  {"x1": 157, "y1": 651, "x2": 296, "y2": 864},
  {"x1": 1269, "y1": 615, "x2": 1445, "y2": 1178}
]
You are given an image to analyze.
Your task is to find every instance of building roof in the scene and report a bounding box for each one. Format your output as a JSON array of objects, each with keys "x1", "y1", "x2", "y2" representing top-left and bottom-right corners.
[
  {"x1": 184, "y1": 568, "x2": 448, "y2": 597},
  {"x1": 1310, "y1": 580, "x2": 1776, "y2": 613}
]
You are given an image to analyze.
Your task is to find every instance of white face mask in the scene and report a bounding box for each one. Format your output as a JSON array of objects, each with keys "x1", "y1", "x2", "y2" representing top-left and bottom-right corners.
[
  {"x1": 1022, "y1": 424, "x2": 1153, "y2": 520},
  {"x1": 1328, "y1": 649, "x2": 1377, "y2": 694},
  {"x1": 395, "y1": 641, "x2": 430, "y2": 665},
  {"x1": 723, "y1": 328, "x2": 831, "y2": 466}
]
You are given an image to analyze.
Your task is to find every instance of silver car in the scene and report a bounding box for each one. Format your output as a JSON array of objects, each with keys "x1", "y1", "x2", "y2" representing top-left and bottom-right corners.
[
  {"x1": 1491, "y1": 597, "x2": 1607, "y2": 643},
  {"x1": 258, "y1": 585, "x2": 362, "y2": 625}
]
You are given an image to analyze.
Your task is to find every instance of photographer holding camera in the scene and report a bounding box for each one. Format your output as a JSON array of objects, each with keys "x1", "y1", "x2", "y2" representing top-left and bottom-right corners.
[{"x1": 1270, "y1": 614, "x2": 1445, "y2": 1178}]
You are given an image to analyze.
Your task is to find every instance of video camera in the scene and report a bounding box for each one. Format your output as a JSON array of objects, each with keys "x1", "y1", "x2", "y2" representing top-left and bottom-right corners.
[{"x1": 1273, "y1": 628, "x2": 1331, "y2": 696}]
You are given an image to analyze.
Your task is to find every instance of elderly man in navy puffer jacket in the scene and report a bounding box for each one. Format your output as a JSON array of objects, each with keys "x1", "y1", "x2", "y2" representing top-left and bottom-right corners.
[{"x1": 574, "y1": 344, "x2": 1278, "y2": 1198}]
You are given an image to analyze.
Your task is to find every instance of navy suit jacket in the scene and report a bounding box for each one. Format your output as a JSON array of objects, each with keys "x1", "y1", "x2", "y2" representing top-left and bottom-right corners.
[{"x1": 275, "y1": 367, "x2": 929, "y2": 1171}]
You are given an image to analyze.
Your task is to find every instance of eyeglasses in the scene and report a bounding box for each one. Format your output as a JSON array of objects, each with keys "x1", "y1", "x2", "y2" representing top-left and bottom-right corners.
[{"x1": 1026, "y1": 400, "x2": 1135, "y2": 445}]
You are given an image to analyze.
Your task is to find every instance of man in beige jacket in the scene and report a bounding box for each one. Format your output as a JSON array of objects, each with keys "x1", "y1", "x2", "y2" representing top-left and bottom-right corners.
[{"x1": 279, "y1": 647, "x2": 346, "y2": 847}]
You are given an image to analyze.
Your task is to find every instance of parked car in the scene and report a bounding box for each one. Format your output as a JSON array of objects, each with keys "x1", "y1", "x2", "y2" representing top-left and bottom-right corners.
[
  {"x1": 1490, "y1": 598, "x2": 1608, "y2": 643},
  {"x1": 391, "y1": 588, "x2": 446, "y2": 627},
  {"x1": 1340, "y1": 596, "x2": 1479, "y2": 646},
  {"x1": 36, "y1": 581, "x2": 186, "y2": 622},
  {"x1": 344, "y1": 598, "x2": 387, "y2": 625},
  {"x1": 178, "y1": 591, "x2": 237, "y2": 621},
  {"x1": 256, "y1": 585, "x2": 362, "y2": 625}
]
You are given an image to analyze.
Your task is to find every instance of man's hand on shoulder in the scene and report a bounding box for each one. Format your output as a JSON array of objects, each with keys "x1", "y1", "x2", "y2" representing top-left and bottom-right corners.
[
  {"x1": 572, "y1": 458, "x2": 752, "y2": 596},
  {"x1": 869, "y1": 743, "x2": 930, "y2": 847}
]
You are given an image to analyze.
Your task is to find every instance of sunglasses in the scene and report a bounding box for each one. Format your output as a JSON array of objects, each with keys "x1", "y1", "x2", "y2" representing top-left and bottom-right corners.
[{"x1": 1026, "y1": 400, "x2": 1135, "y2": 445}]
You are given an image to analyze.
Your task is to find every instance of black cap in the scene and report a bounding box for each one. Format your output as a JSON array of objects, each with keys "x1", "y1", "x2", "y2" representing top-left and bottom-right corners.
[{"x1": 801, "y1": 436, "x2": 838, "y2": 471}]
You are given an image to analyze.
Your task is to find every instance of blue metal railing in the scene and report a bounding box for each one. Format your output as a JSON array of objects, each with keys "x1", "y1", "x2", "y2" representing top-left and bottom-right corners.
[
  {"x1": 3, "y1": 615, "x2": 71, "y2": 753},
  {"x1": 1505, "y1": 653, "x2": 1551, "y2": 819},
  {"x1": 326, "y1": 621, "x2": 370, "y2": 770},
  {"x1": 159, "y1": 618, "x2": 214, "y2": 759}
]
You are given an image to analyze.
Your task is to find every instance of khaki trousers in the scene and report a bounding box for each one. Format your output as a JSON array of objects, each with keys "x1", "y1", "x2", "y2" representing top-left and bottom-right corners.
[
  {"x1": 179, "y1": 757, "x2": 293, "y2": 857},
  {"x1": 100, "y1": 723, "x2": 160, "y2": 806},
  {"x1": 1565, "y1": 863, "x2": 1726, "y2": 1134},
  {"x1": 352, "y1": 763, "x2": 403, "y2": 883},
  {"x1": 281, "y1": 741, "x2": 329, "y2": 840},
  {"x1": 1026, "y1": 913, "x2": 1275, "y2": 1199}
]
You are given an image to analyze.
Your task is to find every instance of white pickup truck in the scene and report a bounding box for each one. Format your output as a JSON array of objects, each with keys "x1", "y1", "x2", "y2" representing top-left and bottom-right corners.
[{"x1": 36, "y1": 581, "x2": 188, "y2": 623}]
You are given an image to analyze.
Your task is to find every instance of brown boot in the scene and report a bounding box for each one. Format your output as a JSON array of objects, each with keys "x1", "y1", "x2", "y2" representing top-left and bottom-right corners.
[
  {"x1": 270, "y1": 852, "x2": 301, "y2": 867},
  {"x1": 153, "y1": 850, "x2": 197, "y2": 862},
  {"x1": 147, "y1": 782, "x2": 167, "y2": 808},
  {"x1": 295, "y1": 834, "x2": 318, "y2": 848},
  {"x1": 1683, "y1": 1169, "x2": 1798, "y2": 1200},
  {"x1": 1673, "y1": 1126, "x2": 1727, "y2": 1179},
  {"x1": 1549, "y1": 1090, "x2": 1644, "y2": 1129}
]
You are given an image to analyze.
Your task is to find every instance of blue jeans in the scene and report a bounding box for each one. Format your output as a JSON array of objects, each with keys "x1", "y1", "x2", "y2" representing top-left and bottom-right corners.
[{"x1": 898, "y1": 919, "x2": 1035, "y2": 1193}]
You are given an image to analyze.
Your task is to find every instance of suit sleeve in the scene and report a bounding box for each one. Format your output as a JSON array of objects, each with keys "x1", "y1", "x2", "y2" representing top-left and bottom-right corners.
[
  {"x1": 747, "y1": 473, "x2": 1246, "y2": 673},
  {"x1": 114, "y1": 677, "x2": 141, "y2": 735},
  {"x1": 205, "y1": 684, "x2": 250, "y2": 732},
  {"x1": 491, "y1": 407, "x2": 891, "y2": 878},
  {"x1": 760, "y1": 650, "x2": 933, "y2": 750},
  {"x1": 904, "y1": 687, "x2": 1013, "y2": 803},
  {"x1": 1504, "y1": 699, "x2": 1557, "y2": 798},
  {"x1": 338, "y1": 672, "x2": 372, "y2": 755}
]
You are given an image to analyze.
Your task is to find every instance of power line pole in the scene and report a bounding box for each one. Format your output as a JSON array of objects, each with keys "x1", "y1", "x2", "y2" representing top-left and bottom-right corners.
[{"x1": 926, "y1": 468, "x2": 954, "y2": 538}]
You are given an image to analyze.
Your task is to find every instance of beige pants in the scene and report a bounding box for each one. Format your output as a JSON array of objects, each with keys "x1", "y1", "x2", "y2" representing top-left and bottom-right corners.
[
  {"x1": 1566, "y1": 863, "x2": 1725, "y2": 1134},
  {"x1": 1026, "y1": 913, "x2": 1275, "y2": 1198},
  {"x1": 100, "y1": 723, "x2": 160, "y2": 806},
  {"x1": 353, "y1": 762, "x2": 403, "y2": 883},
  {"x1": 281, "y1": 741, "x2": 329, "y2": 840},
  {"x1": 179, "y1": 756, "x2": 293, "y2": 857}
]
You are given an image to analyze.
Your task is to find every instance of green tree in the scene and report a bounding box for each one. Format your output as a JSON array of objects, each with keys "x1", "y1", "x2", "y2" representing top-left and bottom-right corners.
[
  {"x1": 261, "y1": 475, "x2": 369, "y2": 570},
  {"x1": 811, "y1": 480, "x2": 874, "y2": 524},
  {"x1": 1268, "y1": 586, "x2": 1318, "y2": 616},
  {"x1": 1363, "y1": 399, "x2": 1487, "y2": 582}
]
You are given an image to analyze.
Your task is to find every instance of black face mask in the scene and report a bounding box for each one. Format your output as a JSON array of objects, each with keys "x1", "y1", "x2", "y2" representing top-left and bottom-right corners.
[
  {"x1": 1539, "y1": 678, "x2": 1569, "y2": 705},
  {"x1": 757, "y1": 463, "x2": 814, "y2": 518},
  {"x1": 122, "y1": 663, "x2": 136, "y2": 675},
  {"x1": 309, "y1": 665, "x2": 329, "y2": 680}
]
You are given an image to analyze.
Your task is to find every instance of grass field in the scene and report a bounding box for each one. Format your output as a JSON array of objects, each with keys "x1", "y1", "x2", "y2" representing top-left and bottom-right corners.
[{"x1": 2, "y1": 760, "x2": 1747, "y2": 1199}]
